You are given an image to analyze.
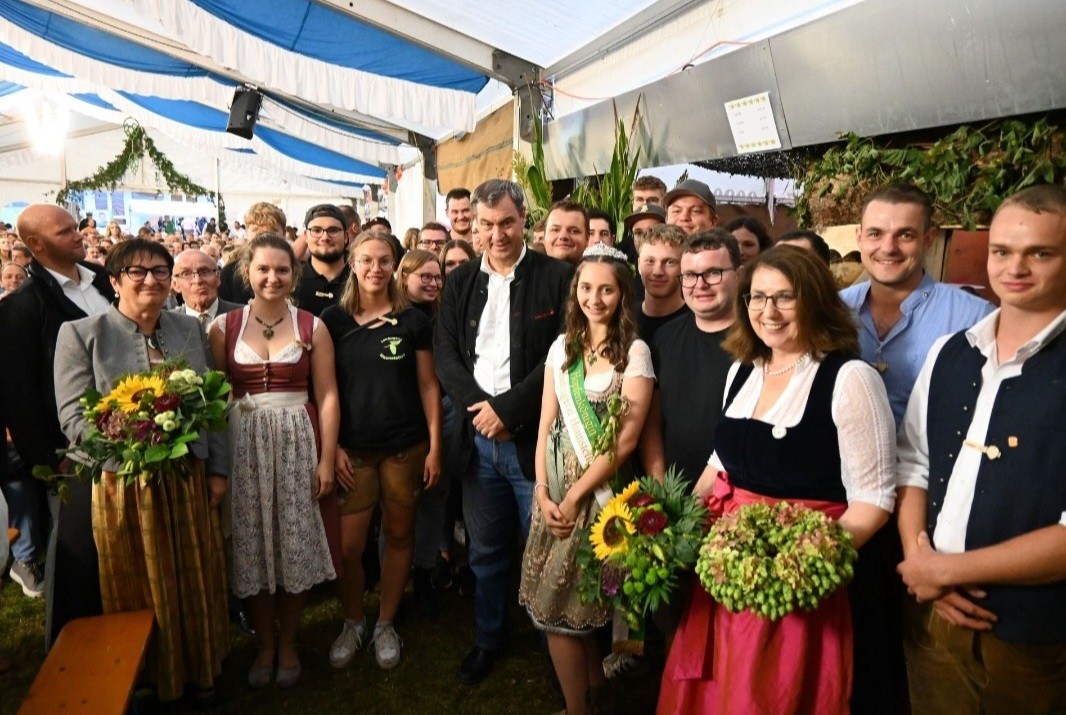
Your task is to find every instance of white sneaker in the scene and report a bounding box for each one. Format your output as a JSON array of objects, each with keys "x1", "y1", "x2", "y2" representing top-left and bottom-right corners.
[
  {"x1": 329, "y1": 618, "x2": 366, "y2": 669},
  {"x1": 603, "y1": 652, "x2": 640, "y2": 680},
  {"x1": 371, "y1": 621, "x2": 402, "y2": 669}
]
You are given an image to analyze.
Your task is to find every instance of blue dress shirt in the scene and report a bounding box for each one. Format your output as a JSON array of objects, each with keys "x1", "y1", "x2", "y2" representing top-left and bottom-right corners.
[{"x1": 840, "y1": 273, "x2": 994, "y2": 427}]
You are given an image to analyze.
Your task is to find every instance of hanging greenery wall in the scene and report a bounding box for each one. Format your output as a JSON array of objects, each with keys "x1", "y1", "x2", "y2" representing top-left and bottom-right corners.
[
  {"x1": 794, "y1": 118, "x2": 1066, "y2": 229},
  {"x1": 56, "y1": 119, "x2": 222, "y2": 220}
]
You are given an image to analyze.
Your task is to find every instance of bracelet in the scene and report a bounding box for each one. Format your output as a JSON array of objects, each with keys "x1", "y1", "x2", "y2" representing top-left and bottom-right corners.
[{"x1": 534, "y1": 483, "x2": 549, "y2": 493}]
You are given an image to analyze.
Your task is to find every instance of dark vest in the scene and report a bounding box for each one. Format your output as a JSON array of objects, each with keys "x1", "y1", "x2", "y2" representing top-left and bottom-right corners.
[
  {"x1": 715, "y1": 352, "x2": 851, "y2": 503},
  {"x1": 927, "y1": 329, "x2": 1066, "y2": 644}
]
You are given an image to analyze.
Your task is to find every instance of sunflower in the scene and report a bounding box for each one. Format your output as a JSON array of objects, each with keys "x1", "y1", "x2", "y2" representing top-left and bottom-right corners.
[
  {"x1": 102, "y1": 374, "x2": 169, "y2": 414},
  {"x1": 590, "y1": 500, "x2": 636, "y2": 561},
  {"x1": 616, "y1": 480, "x2": 640, "y2": 505}
]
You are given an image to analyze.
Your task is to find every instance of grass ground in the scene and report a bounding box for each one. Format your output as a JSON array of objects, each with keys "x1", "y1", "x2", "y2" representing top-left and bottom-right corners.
[{"x1": 0, "y1": 573, "x2": 663, "y2": 714}]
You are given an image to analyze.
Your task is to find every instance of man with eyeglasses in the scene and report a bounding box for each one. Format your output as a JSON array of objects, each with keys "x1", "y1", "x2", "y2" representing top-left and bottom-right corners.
[
  {"x1": 641, "y1": 228, "x2": 741, "y2": 486},
  {"x1": 632, "y1": 175, "x2": 667, "y2": 211},
  {"x1": 418, "y1": 222, "x2": 450, "y2": 253},
  {"x1": 636, "y1": 224, "x2": 689, "y2": 344},
  {"x1": 296, "y1": 204, "x2": 351, "y2": 316},
  {"x1": 172, "y1": 249, "x2": 240, "y2": 331},
  {"x1": 0, "y1": 204, "x2": 114, "y2": 643}
]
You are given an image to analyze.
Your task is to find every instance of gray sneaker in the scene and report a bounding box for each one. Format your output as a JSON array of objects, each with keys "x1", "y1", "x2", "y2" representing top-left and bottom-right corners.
[
  {"x1": 329, "y1": 618, "x2": 367, "y2": 669},
  {"x1": 371, "y1": 621, "x2": 402, "y2": 669},
  {"x1": 10, "y1": 560, "x2": 44, "y2": 599}
]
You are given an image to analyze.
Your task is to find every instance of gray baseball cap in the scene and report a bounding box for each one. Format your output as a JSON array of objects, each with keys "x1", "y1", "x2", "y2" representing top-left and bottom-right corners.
[
  {"x1": 662, "y1": 179, "x2": 717, "y2": 211},
  {"x1": 623, "y1": 203, "x2": 667, "y2": 231}
]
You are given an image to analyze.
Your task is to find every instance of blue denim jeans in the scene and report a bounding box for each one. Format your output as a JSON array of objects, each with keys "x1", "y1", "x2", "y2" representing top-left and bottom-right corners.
[
  {"x1": 465, "y1": 433, "x2": 535, "y2": 651},
  {"x1": 1, "y1": 448, "x2": 50, "y2": 563}
]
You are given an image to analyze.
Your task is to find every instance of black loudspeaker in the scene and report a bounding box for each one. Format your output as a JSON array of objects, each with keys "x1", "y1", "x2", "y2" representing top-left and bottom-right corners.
[{"x1": 226, "y1": 86, "x2": 263, "y2": 139}]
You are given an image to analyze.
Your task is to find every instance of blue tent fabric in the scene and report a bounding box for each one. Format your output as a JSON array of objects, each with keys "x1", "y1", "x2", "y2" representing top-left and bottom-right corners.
[
  {"x1": 0, "y1": 0, "x2": 208, "y2": 78},
  {"x1": 189, "y1": 0, "x2": 489, "y2": 93},
  {"x1": 0, "y1": 80, "x2": 24, "y2": 97},
  {"x1": 0, "y1": 42, "x2": 70, "y2": 78},
  {"x1": 70, "y1": 92, "x2": 118, "y2": 110},
  {"x1": 119, "y1": 92, "x2": 387, "y2": 179}
]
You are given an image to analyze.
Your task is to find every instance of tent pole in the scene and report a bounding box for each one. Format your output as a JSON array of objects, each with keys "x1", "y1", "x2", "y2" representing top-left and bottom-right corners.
[{"x1": 214, "y1": 157, "x2": 221, "y2": 221}]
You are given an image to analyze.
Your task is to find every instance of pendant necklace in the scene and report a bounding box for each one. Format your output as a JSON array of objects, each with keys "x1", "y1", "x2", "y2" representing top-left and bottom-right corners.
[
  {"x1": 255, "y1": 315, "x2": 285, "y2": 339},
  {"x1": 764, "y1": 352, "x2": 810, "y2": 377},
  {"x1": 586, "y1": 341, "x2": 605, "y2": 366}
]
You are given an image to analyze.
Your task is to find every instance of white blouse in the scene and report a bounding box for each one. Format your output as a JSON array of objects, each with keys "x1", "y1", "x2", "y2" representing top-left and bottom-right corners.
[
  {"x1": 212, "y1": 305, "x2": 321, "y2": 366},
  {"x1": 545, "y1": 336, "x2": 656, "y2": 390},
  {"x1": 708, "y1": 356, "x2": 897, "y2": 512}
]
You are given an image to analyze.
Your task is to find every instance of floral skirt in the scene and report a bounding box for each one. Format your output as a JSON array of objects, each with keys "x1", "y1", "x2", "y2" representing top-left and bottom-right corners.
[
  {"x1": 92, "y1": 459, "x2": 229, "y2": 701},
  {"x1": 519, "y1": 420, "x2": 610, "y2": 635},
  {"x1": 229, "y1": 399, "x2": 336, "y2": 597}
]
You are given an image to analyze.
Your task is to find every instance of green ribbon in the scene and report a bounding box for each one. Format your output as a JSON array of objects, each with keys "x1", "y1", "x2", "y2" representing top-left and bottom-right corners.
[{"x1": 567, "y1": 354, "x2": 605, "y2": 451}]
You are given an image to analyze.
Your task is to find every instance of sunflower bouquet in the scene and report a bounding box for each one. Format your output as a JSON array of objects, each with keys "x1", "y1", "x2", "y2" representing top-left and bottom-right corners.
[
  {"x1": 695, "y1": 501, "x2": 857, "y2": 620},
  {"x1": 575, "y1": 468, "x2": 709, "y2": 630},
  {"x1": 35, "y1": 361, "x2": 230, "y2": 495}
]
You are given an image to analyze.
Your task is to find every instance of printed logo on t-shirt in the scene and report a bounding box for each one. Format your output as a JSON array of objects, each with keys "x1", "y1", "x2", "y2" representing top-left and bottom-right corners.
[{"x1": 380, "y1": 336, "x2": 405, "y2": 361}]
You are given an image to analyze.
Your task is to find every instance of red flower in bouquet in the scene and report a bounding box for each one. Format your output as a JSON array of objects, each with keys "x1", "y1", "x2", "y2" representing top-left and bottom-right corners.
[
  {"x1": 630, "y1": 493, "x2": 655, "y2": 509},
  {"x1": 154, "y1": 392, "x2": 181, "y2": 413},
  {"x1": 637, "y1": 508, "x2": 667, "y2": 536}
]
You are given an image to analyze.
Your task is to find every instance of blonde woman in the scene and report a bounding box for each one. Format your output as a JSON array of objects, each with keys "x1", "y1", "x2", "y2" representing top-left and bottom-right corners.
[{"x1": 321, "y1": 231, "x2": 441, "y2": 670}]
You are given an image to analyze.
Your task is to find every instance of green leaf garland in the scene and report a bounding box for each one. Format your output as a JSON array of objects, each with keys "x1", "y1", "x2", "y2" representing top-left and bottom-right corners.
[{"x1": 55, "y1": 119, "x2": 220, "y2": 212}]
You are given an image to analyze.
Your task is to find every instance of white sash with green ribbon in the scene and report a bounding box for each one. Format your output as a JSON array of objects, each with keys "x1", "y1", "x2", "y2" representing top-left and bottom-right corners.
[{"x1": 553, "y1": 345, "x2": 614, "y2": 507}]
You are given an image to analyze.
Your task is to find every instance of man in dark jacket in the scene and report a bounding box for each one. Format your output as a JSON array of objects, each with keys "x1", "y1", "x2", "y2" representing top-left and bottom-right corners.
[
  {"x1": 0, "y1": 204, "x2": 114, "y2": 647},
  {"x1": 434, "y1": 180, "x2": 572, "y2": 684}
]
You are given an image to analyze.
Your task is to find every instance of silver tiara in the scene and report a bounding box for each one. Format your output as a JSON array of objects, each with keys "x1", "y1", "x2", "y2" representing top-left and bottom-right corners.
[{"x1": 581, "y1": 243, "x2": 628, "y2": 263}]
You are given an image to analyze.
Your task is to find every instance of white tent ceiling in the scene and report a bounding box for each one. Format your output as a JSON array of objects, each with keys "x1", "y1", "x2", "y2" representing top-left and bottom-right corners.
[{"x1": 0, "y1": 0, "x2": 868, "y2": 210}]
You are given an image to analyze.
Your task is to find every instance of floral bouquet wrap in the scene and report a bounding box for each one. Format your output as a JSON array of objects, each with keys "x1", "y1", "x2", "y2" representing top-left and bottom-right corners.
[
  {"x1": 695, "y1": 501, "x2": 858, "y2": 620},
  {"x1": 576, "y1": 468, "x2": 709, "y2": 630},
  {"x1": 35, "y1": 362, "x2": 231, "y2": 496}
]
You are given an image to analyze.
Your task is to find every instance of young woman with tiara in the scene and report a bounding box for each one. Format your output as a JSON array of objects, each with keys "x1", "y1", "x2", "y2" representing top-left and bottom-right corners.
[{"x1": 519, "y1": 243, "x2": 655, "y2": 715}]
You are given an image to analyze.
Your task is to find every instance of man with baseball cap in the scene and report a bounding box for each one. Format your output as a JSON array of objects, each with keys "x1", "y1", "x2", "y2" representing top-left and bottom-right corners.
[
  {"x1": 663, "y1": 179, "x2": 718, "y2": 235},
  {"x1": 297, "y1": 204, "x2": 351, "y2": 316},
  {"x1": 617, "y1": 203, "x2": 667, "y2": 265}
]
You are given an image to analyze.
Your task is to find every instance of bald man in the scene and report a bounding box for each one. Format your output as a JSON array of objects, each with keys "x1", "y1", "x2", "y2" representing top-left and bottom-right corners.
[{"x1": 0, "y1": 204, "x2": 115, "y2": 644}]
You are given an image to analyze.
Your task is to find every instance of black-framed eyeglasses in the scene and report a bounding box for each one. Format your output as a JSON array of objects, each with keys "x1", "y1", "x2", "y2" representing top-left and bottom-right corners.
[
  {"x1": 412, "y1": 272, "x2": 443, "y2": 286},
  {"x1": 307, "y1": 226, "x2": 345, "y2": 238},
  {"x1": 174, "y1": 268, "x2": 219, "y2": 281},
  {"x1": 743, "y1": 292, "x2": 798, "y2": 310},
  {"x1": 122, "y1": 265, "x2": 172, "y2": 282},
  {"x1": 419, "y1": 239, "x2": 447, "y2": 250},
  {"x1": 679, "y1": 267, "x2": 735, "y2": 287}
]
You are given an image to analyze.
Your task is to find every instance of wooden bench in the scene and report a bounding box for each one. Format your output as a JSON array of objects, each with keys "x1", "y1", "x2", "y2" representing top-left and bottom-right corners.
[{"x1": 18, "y1": 609, "x2": 155, "y2": 715}]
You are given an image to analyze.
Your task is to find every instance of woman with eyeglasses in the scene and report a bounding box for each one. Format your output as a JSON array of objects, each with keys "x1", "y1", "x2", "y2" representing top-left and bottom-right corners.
[
  {"x1": 54, "y1": 239, "x2": 230, "y2": 705},
  {"x1": 658, "y1": 245, "x2": 896, "y2": 714},
  {"x1": 321, "y1": 231, "x2": 442, "y2": 671},
  {"x1": 397, "y1": 249, "x2": 443, "y2": 318},
  {"x1": 397, "y1": 249, "x2": 453, "y2": 615},
  {"x1": 208, "y1": 232, "x2": 340, "y2": 689}
]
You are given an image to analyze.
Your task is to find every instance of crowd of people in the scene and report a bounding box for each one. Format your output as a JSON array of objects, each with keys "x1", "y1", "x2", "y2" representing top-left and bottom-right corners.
[{"x1": 0, "y1": 173, "x2": 1064, "y2": 715}]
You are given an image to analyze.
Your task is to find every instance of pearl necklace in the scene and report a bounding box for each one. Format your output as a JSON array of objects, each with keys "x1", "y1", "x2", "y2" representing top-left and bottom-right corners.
[{"x1": 764, "y1": 352, "x2": 810, "y2": 377}]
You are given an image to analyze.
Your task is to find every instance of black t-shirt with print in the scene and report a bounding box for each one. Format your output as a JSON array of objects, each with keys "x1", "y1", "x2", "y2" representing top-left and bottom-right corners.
[
  {"x1": 651, "y1": 312, "x2": 733, "y2": 486},
  {"x1": 321, "y1": 304, "x2": 432, "y2": 452}
]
